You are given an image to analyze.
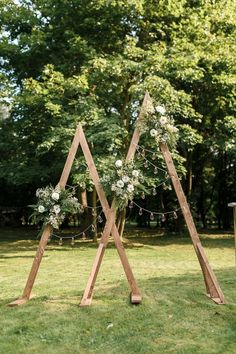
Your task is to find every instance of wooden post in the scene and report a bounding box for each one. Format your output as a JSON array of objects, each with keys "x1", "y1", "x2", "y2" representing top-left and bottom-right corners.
[
  {"x1": 7, "y1": 125, "x2": 82, "y2": 306},
  {"x1": 160, "y1": 142, "x2": 225, "y2": 304}
]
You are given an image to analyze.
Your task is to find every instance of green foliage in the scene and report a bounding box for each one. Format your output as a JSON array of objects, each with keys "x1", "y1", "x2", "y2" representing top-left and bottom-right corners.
[
  {"x1": 30, "y1": 185, "x2": 83, "y2": 229},
  {"x1": 0, "y1": 0, "x2": 235, "y2": 227}
]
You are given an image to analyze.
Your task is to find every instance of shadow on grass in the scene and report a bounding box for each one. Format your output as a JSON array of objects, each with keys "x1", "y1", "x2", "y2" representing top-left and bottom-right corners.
[{"x1": 2, "y1": 266, "x2": 235, "y2": 308}]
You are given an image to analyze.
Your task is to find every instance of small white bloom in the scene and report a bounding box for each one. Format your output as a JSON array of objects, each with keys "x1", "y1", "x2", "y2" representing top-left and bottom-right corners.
[
  {"x1": 122, "y1": 175, "x2": 130, "y2": 183},
  {"x1": 150, "y1": 129, "x2": 158, "y2": 137},
  {"x1": 155, "y1": 105, "x2": 166, "y2": 115},
  {"x1": 132, "y1": 170, "x2": 139, "y2": 178},
  {"x1": 38, "y1": 205, "x2": 45, "y2": 213},
  {"x1": 127, "y1": 184, "x2": 134, "y2": 193},
  {"x1": 116, "y1": 180, "x2": 124, "y2": 188},
  {"x1": 115, "y1": 160, "x2": 123, "y2": 168},
  {"x1": 52, "y1": 191, "x2": 60, "y2": 201},
  {"x1": 159, "y1": 116, "x2": 168, "y2": 125},
  {"x1": 111, "y1": 184, "x2": 117, "y2": 191},
  {"x1": 53, "y1": 205, "x2": 61, "y2": 214}
]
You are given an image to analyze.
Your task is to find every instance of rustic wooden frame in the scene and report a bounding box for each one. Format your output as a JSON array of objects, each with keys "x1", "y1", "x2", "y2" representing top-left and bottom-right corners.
[
  {"x1": 80, "y1": 92, "x2": 225, "y2": 306},
  {"x1": 8, "y1": 91, "x2": 225, "y2": 307},
  {"x1": 8, "y1": 121, "x2": 142, "y2": 306}
]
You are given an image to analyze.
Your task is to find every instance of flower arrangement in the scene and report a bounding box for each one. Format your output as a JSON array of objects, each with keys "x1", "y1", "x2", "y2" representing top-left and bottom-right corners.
[
  {"x1": 101, "y1": 160, "x2": 142, "y2": 210},
  {"x1": 30, "y1": 185, "x2": 83, "y2": 229},
  {"x1": 140, "y1": 103, "x2": 178, "y2": 146}
]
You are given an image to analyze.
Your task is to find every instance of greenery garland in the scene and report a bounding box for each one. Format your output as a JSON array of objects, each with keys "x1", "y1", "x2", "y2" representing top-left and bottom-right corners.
[
  {"x1": 101, "y1": 160, "x2": 143, "y2": 210},
  {"x1": 30, "y1": 185, "x2": 83, "y2": 229},
  {"x1": 140, "y1": 103, "x2": 179, "y2": 146}
]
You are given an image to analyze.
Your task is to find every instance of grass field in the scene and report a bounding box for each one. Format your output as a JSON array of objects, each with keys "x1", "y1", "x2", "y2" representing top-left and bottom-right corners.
[{"x1": 0, "y1": 227, "x2": 236, "y2": 354}]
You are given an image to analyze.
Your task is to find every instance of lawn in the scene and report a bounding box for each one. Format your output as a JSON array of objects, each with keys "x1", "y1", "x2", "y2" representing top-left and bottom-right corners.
[{"x1": 0, "y1": 227, "x2": 235, "y2": 354}]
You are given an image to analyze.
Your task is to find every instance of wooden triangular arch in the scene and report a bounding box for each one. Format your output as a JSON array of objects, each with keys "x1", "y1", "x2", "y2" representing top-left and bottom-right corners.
[
  {"x1": 80, "y1": 92, "x2": 225, "y2": 306},
  {"x1": 8, "y1": 92, "x2": 225, "y2": 307},
  {"x1": 8, "y1": 122, "x2": 141, "y2": 306}
]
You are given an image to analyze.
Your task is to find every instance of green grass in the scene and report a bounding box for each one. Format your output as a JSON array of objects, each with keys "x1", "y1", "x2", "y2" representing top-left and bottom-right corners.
[{"x1": 0, "y1": 227, "x2": 236, "y2": 354}]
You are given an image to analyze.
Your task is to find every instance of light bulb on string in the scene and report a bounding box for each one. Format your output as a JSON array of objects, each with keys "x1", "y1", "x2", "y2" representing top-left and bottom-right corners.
[
  {"x1": 59, "y1": 237, "x2": 63, "y2": 246},
  {"x1": 82, "y1": 232, "x2": 86, "y2": 240},
  {"x1": 154, "y1": 166, "x2": 158, "y2": 174},
  {"x1": 173, "y1": 211, "x2": 178, "y2": 219},
  {"x1": 161, "y1": 213, "x2": 166, "y2": 223},
  {"x1": 92, "y1": 208, "x2": 96, "y2": 216},
  {"x1": 129, "y1": 201, "x2": 134, "y2": 209},
  {"x1": 98, "y1": 215, "x2": 103, "y2": 223},
  {"x1": 91, "y1": 224, "x2": 96, "y2": 232},
  {"x1": 139, "y1": 208, "x2": 143, "y2": 216},
  {"x1": 141, "y1": 149, "x2": 145, "y2": 157},
  {"x1": 150, "y1": 212, "x2": 155, "y2": 221},
  {"x1": 141, "y1": 192, "x2": 145, "y2": 199},
  {"x1": 152, "y1": 188, "x2": 157, "y2": 196},
  {"x1": 144, "y1": 160, "x2": 148, "y2": 168},
  {"x1": 152, "y1": 154, "x2": 156, "y2": 160},
  {"x1": 71, "y1": 237, "x2": 75, "y2": 246}
]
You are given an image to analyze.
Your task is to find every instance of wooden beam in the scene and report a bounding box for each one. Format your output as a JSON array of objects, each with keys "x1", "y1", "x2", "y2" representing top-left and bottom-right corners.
[
  {"x1": 159, "y1": 142, "x2": 225, "y2": 304},
  {"x1": 78, "y1": 128, "x2": 141, "y2": 306},
  {"x1": 7, "y1": 125, "x2": 81, "y2": 306}
]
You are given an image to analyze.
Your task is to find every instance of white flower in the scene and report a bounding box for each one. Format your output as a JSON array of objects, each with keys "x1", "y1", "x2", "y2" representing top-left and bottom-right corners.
[
  {"x1": 150, "y1": 129, "x2": 158, "y2": 137},
  {"x1": 132, "y1": 170, "x2": 139, "y2": 178},
  {"x1": 111, "y1": 184, "x2": 117, "y2": 191},
  {"x1": 159, "y1": 116, "x2": 168, "y2": 125},
  {"x1": 52, "y1": 191, "x2": 60, "y2": 201},
  {"x1": 116, "y1": 180, "x2": 124, "y2": 188},
  {"x1": 155, "y1": 105, "x2": 166, "y2": 115},
  {"x1": 115, "y1": 160, "x2": 123, "y2": 168},
  {"x1": 38, "y1": 205, "x2": 45, "y2": 213},
  {"x1": 122, "y1": 175, "x2": 130, "y2": 183},
  {"x1": 53, "y1": 205, "x2": 61, "y2": 214},
  {"x1": 127, "y1": 184, "x2": 134, "y2": 193}
]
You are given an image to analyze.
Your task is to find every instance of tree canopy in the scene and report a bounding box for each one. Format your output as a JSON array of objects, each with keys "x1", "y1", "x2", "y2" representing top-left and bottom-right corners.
[{"x1": 0, "y1": 0, "x2": 235, "y2": 229}]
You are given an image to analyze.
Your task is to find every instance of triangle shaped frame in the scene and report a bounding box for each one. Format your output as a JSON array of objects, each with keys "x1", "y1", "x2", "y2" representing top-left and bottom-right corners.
[
  {"x1": 80, "y1": 92, "x2": 225, "y2": 306},
  {"x1": 8, "y1": 122, "x2": 142, "y2": 306}
]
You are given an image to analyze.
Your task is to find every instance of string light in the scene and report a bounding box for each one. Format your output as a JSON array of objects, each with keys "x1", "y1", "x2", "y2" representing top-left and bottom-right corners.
[
  {"x1": 141, "y1": 192, "x2": 145, "y2": 199},
  {"x1": 98, "y1": 215, "x2": 103, "y2": 223},
  {"x1": 52, "y1": 209, "x2": 104, "y2": 244},
  {"x1": 129, "y1": 201, "x2": 134, "y2": 208},
  {"x1": 131, "y1": 200, "x2": 180, "y2": 220},
  {"x1": 152, "y1": 188, "x2": 157, "y2": 196},
  {"x1": 150, "y1": 212, "x2": 155, "y2": 221}
]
